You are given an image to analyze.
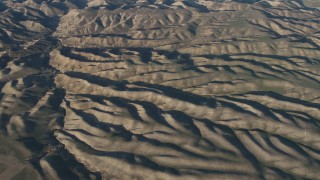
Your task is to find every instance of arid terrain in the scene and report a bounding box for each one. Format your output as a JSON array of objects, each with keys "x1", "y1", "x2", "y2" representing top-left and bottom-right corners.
[{"x1": 0, "y1": 0, "x2": 320, "y2": 179}]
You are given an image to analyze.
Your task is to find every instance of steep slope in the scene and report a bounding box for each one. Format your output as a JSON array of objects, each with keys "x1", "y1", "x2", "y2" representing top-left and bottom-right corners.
[{"x1": 0, "y1": 0, "x2": 320, "y2": 179}]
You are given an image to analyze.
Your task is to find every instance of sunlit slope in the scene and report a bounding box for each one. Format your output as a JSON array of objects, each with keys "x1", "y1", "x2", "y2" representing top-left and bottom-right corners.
[{"x1": 0, "y1": 0, "x2": 320, "y2": 179}]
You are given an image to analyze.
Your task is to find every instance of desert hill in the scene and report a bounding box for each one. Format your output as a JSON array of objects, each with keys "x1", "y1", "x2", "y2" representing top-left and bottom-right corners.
[{"x1": 0, "y1": 0, "x2": 320, "y2": 179}]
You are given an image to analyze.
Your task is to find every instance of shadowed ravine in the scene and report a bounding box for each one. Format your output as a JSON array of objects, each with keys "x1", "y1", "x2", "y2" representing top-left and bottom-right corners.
[{"x1": 0, "y1": 0, "x2": 320, "y2": 179}]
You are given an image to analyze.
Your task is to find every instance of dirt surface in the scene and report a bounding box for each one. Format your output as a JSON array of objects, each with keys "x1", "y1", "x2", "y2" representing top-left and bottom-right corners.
[{"x1": 0, "y1": 0, "x2": 320, "y2": 179}]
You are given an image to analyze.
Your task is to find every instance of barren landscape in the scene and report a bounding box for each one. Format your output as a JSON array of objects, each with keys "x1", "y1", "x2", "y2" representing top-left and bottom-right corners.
[{"x1": 0, "y1": 0, "x2": 320, "y2": 179}]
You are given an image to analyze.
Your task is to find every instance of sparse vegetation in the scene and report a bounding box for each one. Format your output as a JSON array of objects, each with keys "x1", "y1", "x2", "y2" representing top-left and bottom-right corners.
[{"x1": 0, "y1": 0, "x2": 319, "y2": 179}]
